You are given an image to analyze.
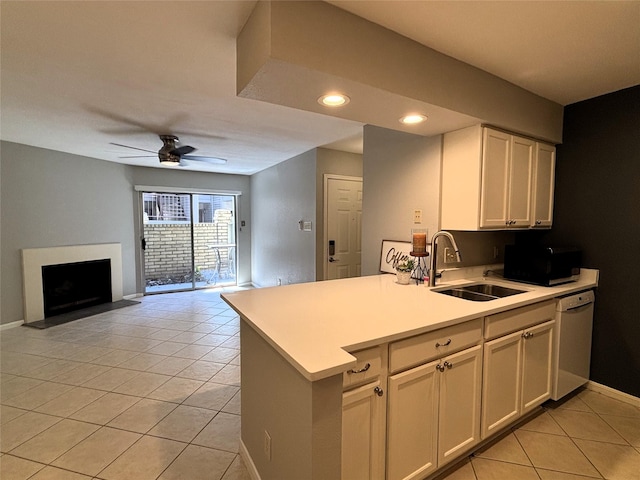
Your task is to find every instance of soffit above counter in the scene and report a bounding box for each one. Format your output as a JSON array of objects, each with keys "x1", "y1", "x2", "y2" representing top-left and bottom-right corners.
[{"x1": 237, "y1": 1, "x2": 564, "y2": 144}]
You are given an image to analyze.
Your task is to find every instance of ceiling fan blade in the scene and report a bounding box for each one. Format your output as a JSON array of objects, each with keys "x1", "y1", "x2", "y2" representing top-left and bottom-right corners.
[
  {"x1": 118, "y1": 155, "x2": 156, "y2": 159},
  {"x1": 110, "y1": 142, "x2": 156, "y2": 154},
  {"x1": 182, "y1": 155, "x2": 227, "y2": 165},
  {"x1": 171, "y1": 145, "x2": 196, "y2": 156}
]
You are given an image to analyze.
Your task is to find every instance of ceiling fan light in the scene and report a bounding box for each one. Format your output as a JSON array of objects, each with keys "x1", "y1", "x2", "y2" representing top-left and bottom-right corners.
[
  {"x1": 318, "y1": 93, "x2": 350, "y2": 107},
  {"x1": 159, "y1": 157, "x2": 180, "y2": 166}
]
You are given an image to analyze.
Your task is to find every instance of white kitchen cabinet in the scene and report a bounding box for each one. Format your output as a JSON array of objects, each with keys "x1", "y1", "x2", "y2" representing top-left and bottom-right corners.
[
  {"x1": 521, "y1": 320, "x2": 555, "y2": 413},
  {"x1": 342, "y1": 380, "x2": 386, "y2": 480},
  {"x1": 387, "y1": 359, "x2": 439, "y2": 480},
  {"x1": 437, "y1": 345, "x2": 483, "y2": 466},
  {"x1": 442, "y1": 124, "x2": 554, "y2": 230},
  {"x1": 387, "y1": 345, "x2": 483, "y2": 480},
  {"x1": 531, "y1": 142, "x2": 556, "y2": 227},
  {"x1": 479, "y1": 129, "x2": 534, "y2": 228},
  {"x1": 481, "y1": 319, "x2": 555, "y2": 438},
  {"x1": 481, "y1": 330, "x2": 522, "y2": 437}
]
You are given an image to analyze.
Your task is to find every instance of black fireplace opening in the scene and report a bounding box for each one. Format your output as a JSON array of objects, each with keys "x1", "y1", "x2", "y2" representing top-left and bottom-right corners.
[{"x1": 42, "y1": 259, "x2": 112, "y2": 318}]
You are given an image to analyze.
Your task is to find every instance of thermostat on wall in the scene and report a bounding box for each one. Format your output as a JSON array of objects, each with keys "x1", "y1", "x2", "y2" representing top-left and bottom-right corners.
[{"x1": 298, "y1": 220, "x2": 313, "y2": 231}]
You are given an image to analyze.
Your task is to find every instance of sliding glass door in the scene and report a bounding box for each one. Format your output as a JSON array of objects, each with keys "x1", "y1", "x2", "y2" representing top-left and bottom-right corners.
[{"x1": 141, "y1": 191, "x2": 237, "y2": 294}]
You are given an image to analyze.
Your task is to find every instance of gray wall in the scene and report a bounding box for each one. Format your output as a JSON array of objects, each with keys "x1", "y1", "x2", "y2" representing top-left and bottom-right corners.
[
  {"x1": 0, "y1": 141, "x2": 251, "y2": 324},
  {"x1": 526, "y1": 86, "x2": 640, "y2": 397},
  {"x1": 250, "y1": 149, "x2": 317, "y2": 288},
  {"x1": 1, "y1": 142, "x2": 136, "y2": 324},
  {"x1": 315, "y1": 147, "x2": 363, "y2": 280},
  {"x1": 361, "y1": 125, "x2": 442, "y2": 275}
]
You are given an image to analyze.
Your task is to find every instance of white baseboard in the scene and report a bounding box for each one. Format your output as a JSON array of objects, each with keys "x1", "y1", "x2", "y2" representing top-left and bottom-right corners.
[
  {"x1": 586, "y1": 380, "x2": 640, "y2": 408},
  {"x1": 123, "y1": 293, "x2": 143, "y2": 300},
  {"x1": 239, "y1": 440, "x2": 261, "y2": 480},
  {"x1": 0, "y1": 319, "x2": 24, "y2": 331}
]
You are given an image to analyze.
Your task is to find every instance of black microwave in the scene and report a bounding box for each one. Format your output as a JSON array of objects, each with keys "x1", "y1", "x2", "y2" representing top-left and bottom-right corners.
[{"x1": 504, "y1": 245, "x2": 582, "y2": 286}]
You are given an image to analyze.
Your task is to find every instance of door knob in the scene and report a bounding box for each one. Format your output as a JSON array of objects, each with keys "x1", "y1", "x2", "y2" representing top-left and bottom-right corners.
[{"x1": 329, "y1": 257, "x2": 340, "y2": 262}]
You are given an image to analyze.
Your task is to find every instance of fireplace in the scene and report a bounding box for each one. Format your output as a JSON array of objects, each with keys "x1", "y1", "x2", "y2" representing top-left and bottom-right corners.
[
  {"x1": 22, "y1": 243, "x2": 123, "y2": 323},
  {"x1": 42, "y1": 259, "x2": 112, "y2": 318}
]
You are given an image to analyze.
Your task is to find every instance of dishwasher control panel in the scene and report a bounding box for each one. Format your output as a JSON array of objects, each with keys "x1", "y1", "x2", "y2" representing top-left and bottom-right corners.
[{"x1": 557, "y1": 290, "x2": 595, "y2": 311}]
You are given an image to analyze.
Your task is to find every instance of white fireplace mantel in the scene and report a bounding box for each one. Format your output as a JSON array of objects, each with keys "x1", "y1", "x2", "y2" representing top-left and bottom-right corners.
[{"x1": 22, "y1": 243, "x2": 124, "y2": 323}]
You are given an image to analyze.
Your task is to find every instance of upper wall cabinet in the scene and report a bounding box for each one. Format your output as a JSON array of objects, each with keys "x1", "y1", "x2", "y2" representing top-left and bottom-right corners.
[
  {"x1": 531, "y1": 143, "x2": 556, "y2": 228},
  {"x1": 441, "y1": 125, "x2": 556, "y2": 231}
]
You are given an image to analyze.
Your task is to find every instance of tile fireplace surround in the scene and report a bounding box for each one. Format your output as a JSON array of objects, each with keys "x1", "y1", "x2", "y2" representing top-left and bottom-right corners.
[{"x1": 21, "y1": 243, "x2": 124, "y2": 324}]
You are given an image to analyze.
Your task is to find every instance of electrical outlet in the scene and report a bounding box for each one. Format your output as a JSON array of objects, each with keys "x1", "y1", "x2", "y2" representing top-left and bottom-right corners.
[
  {"x1": 413, "y1": 209, "x2": 422, "y2": 224},
  {"x1": 444, "y1": 247, "x2": 457, "y2": 264},
  {"x1": 264, "y1": 430, "x2": 272, "y2": 461}
]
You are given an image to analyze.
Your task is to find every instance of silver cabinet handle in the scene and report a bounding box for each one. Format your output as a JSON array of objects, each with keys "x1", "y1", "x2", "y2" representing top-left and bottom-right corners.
[
  {"x1": 436, "y1": 364, "x2": 445, "y2": 372},
  {"x1": 374, "y1": 386, "x2": 384, "y2": 397},
  {"x1": 535, "y1": 220, "x2": 542, "y2": 225},
  {"x1": 347, "y1": 363, "x2": 370, "y2": 374},
  {"x1": 522, "y1": 332, "x2": 534, "y2": 339},
  {"x1": 435, "y1": 339, "x2": 452, "y2": 348},
  {"x1": 444, "y1": 361, "x2": 453, "y2": 369}
]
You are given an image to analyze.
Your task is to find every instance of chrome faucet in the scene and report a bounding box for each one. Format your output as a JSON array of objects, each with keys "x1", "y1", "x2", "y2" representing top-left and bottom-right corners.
[{"x1": 428, "y1": 231, "x2": 462, "y2": 287}]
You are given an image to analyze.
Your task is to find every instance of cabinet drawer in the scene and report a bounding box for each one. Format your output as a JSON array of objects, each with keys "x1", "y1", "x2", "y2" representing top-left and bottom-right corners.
[
  {"x1": 389, "y1": 318, "x2": 482, "y2": 374},
  {"x1": 484, "y1": 300, "x2": 555, "y2": 340},
  {"x1": 343, "y1": 346, "x2": 383, "y2": 390}
]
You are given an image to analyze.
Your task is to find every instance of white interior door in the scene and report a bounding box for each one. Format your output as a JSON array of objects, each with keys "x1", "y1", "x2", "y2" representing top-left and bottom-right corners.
[{"x1": 325, "y1": 176, "x2": 363, "y2": 280}]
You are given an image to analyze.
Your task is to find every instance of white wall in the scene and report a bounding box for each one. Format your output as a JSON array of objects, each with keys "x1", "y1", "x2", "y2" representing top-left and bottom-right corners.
[
  {"x1": 361, "y1": 125, "x2": 442, "y2": 276},
  {"x1": 250, "y1": 149, "x2": 317, "y2": 287}
]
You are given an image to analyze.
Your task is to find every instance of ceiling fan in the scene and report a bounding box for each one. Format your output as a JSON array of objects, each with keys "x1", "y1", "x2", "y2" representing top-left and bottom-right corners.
[{"x1": 111, "y1": 135, "x2": 227, "y2": 167}]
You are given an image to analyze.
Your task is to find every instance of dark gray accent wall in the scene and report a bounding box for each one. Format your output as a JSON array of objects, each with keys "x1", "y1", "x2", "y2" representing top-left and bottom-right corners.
[{"x1": 526, "y1": 86, "x2": 640, "y2": 396}]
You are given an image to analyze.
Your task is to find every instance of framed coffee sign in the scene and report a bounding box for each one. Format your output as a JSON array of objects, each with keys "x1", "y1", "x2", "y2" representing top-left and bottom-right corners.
[{"x1": 380, "y1": 240, "x2": 412, "y2": 274}]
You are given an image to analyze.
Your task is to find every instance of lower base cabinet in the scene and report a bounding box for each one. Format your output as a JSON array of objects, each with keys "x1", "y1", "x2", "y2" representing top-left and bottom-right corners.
[
  {"x1": 341, "y1": 303, "x2": 557, "y2": 480},
  {"x1": 482, "y1": 320, "x2": 555, "y2": 438},
  {"x1": 342, "y1": 379, "x2": 386, "y2": 480},
  {"x1": 387, "y1": 345, "x2": 483, "y2": 480}
]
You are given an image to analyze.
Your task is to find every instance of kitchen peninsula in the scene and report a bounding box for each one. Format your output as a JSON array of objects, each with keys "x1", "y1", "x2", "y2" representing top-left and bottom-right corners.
[{"x1": 222, "y1": 270, "x2": 598, "y2": 480}]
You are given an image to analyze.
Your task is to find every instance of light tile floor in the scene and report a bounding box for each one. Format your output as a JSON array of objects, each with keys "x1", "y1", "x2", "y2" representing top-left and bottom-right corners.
[
  {"x1": 2, "y1": 289, "x2": 639, "y2": 480},
  {"x1": 1, "y1": 289, "x2": 249, "y2": 480},
  {"x1": 435, "y1": 384, "x2": 640, "y2": 480}
]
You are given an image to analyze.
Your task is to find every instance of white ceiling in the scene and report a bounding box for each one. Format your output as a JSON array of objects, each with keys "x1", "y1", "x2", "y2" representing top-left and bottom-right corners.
[{"x1": 1, "y1": 1, "x2": 638, "y2": 175}]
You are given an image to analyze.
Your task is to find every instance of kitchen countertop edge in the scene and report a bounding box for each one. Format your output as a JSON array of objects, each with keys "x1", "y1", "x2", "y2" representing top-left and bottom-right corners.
[{"x1": 222, "y1": 269, "x2": 598, "y2": 382}]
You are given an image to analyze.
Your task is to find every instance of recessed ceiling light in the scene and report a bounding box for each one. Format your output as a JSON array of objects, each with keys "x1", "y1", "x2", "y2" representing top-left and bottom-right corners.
[
  {"x1": 400, "y1": 114, "x2": 428, "y2": 125},
  {"x1": 318, "y1": 93, "x2": 350, "y2": 107}
]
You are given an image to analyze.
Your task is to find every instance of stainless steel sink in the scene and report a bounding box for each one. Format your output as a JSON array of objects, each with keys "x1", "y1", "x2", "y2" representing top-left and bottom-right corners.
[{"x1": 434, "y1": 283, "x2": 526, "y2": 302}]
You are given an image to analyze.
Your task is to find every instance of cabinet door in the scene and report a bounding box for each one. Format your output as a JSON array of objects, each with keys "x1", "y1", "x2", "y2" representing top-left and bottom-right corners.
[
  {"x1": 508, "y1": 136, "x2": 534, "y2": 227},
  {"x1": 481, "y1": 330, "x2": 522, "y2": 439},
  {"x1": 532, "y1": 143, "x2": 556, "y2": 227},
  {"x1": 438, "y1": 345, "x2": 483, "y2": 466},
  {"x1": 342, "y1": 380, "x2": 386, "y2": 480},
  {"x1": 387, "y1": 360, "x2": 439, "y2": 480},
  {"x1": 480, "y1": 128, "x2": 510, "y2": 228},
  {"x1": 521, "y1": 320, "x2": 555, "y2": 413}
]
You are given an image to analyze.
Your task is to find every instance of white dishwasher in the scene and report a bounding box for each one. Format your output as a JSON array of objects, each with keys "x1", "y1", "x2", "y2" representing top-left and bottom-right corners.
[{"x1": 551, "y1": 290, "x2": 595, "y2": 400}]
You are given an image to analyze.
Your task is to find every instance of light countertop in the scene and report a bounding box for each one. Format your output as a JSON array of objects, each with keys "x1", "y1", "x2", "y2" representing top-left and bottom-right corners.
[{"x1": 222, "y1": 269, "x2": 598, "y2": 382}]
